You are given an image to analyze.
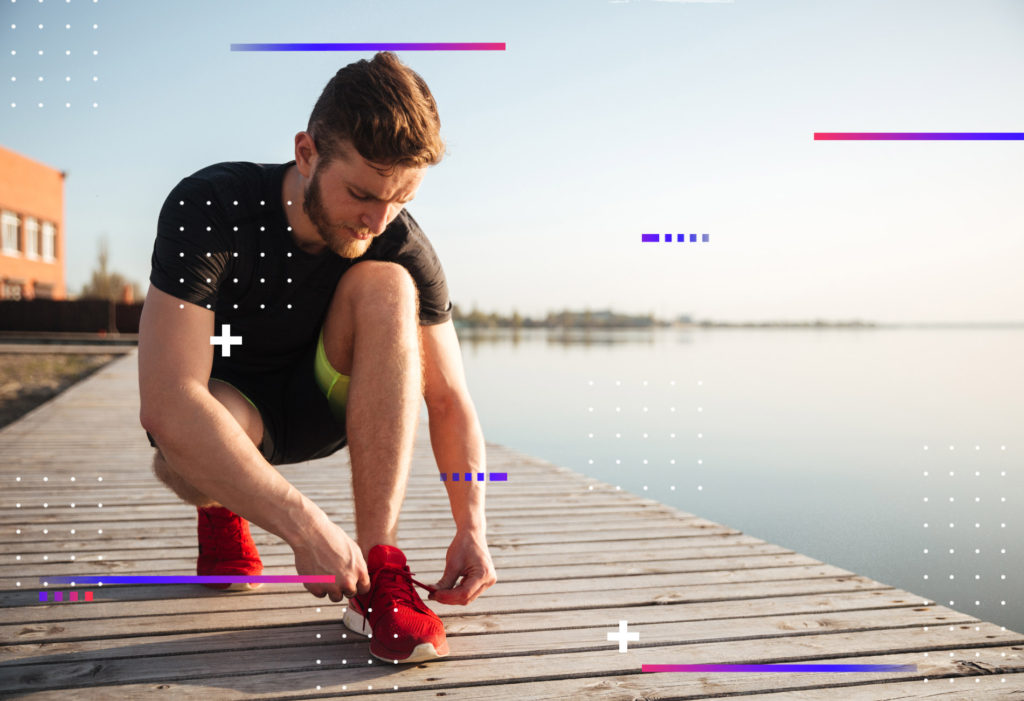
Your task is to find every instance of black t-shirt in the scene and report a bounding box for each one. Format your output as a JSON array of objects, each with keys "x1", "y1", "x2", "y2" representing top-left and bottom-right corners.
[{"x1": 149, "y1": 161, "x2": 452, "y2": 375}]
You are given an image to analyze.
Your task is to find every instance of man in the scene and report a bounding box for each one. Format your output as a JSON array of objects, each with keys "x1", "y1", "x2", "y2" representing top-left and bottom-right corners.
[{"x1": 138, "y1": 52, "x2": 496, "y2": 665}]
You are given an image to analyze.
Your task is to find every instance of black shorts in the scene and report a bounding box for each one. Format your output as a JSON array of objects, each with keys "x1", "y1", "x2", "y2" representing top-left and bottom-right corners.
[{"x1": 146, "y1": 342, "x2": 347, "y2": 465}]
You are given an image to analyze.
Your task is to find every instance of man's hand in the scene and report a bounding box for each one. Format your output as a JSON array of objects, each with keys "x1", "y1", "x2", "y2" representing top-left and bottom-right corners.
[
  {"x1": 290, "y1": 517, "x2": 370, "y2": 602},
  {"x1": 429, "y1": 529, "x2": 497, "y2": 605}
]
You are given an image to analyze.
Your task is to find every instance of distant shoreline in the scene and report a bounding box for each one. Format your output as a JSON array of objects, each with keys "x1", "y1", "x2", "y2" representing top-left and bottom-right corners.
[
  {"x1": 453, "y1": 319, "x2": 1024, "y2": 331},
  {"x1": 450, "y1": 305, "x2": 1023, "y2": 330}
]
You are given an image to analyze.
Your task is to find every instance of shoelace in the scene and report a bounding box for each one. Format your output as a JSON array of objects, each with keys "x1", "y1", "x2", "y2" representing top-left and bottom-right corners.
[{"x1": 360, "y1": 563, "x2": 437, "y2": 629}]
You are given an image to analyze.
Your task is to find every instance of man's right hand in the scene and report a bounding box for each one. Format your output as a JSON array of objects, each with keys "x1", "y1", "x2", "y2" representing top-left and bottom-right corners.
[{"x1": 291, "y1": 517, "x2": 370, "y2": 602}]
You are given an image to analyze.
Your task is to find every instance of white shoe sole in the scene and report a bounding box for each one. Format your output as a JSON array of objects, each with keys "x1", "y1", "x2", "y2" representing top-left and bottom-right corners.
[
  {"x1": 341, "y1": 606, "x2": 448, "y2": 664},
  {"x1": 342, "y1": 605, "x2": 372, "y2": 636}
]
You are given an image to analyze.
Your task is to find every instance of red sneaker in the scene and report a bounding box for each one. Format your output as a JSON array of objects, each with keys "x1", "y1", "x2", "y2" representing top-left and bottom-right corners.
[
  {"x1": 342, "y1": 545, "x2": 449, "y2": 663},
  {"x1": 196, "y1": 506, "x2": 263, "y2": 591}
]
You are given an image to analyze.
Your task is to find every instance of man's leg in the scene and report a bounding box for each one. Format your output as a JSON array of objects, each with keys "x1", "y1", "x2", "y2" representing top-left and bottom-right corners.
[
  {"x1": 318, "y1": 261, "x2": 447, "y2": 664},
  {"x1": 320, "y1": 260, "x2": 421, "y2": 557},
  {"x1": 151, "y1": 378, "x2": 265, "y2": 506},
  {"x1": 151, "y1": 378, "x2": 266, "y2": 591}
]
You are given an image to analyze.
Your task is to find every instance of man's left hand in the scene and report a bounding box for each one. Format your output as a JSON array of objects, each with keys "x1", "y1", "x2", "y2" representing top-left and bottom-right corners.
[{"x1": 429, "y1": 529, "x2": 497, "y2": 605}]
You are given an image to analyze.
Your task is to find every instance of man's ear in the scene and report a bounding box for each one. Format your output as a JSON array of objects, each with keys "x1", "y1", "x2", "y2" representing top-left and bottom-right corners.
[{"x1": 294, "y1": 132, "x2": 317, "y2": 178}]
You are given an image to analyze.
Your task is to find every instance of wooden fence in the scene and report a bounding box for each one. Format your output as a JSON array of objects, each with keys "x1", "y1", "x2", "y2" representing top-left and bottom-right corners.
[{"x1": 0, "y1": 299, "x2": 144, "y2": 334}]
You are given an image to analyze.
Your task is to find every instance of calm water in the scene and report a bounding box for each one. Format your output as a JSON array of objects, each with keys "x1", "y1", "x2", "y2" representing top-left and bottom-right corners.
[{"x1": 456, "y1": 326, "x2": 1023, "y2": 634}]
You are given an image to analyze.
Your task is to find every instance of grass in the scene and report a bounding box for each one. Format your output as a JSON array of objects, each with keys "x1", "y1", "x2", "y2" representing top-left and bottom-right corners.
[{"x1": 0, "y1": 353, "x2": 117, "y2": 429}]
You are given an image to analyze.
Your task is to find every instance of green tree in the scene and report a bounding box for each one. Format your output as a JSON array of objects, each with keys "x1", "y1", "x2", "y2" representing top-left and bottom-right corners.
[{"x1": 80, "y1": 237, "x2": 142, "y2": 302}]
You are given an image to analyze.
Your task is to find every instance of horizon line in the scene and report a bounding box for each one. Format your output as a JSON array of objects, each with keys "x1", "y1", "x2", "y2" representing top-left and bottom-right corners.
[{"x1": 230, "y1": 42, "x2": 506, "y2": 52}]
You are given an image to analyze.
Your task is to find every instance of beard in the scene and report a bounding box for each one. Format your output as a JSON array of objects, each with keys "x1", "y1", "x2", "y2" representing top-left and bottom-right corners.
[{"x1": 303, "y1": 166, "x2": 373, "y2": 259}]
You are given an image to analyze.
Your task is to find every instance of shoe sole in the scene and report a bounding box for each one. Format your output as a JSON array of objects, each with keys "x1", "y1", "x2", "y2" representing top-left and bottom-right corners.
[{"x1": 341, "y1": 606, "x2": 448, "y2": 664}]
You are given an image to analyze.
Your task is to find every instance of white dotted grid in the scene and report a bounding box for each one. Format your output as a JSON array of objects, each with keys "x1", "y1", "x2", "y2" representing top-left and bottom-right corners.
[
  {"x1": 919, "y1": 443, "x2": 1012, "y2": 644},
  {"x1": 170, "y1": 211, "x2": 303, "y2": 313},
  {"x1": 585, "y1": 378, "x2": 705, "y2": 495},
  {"x1": 13, "y1": 474, "x2": 107, "y2": 593},
  {"x1": 5, "y1": 0, "x2": 102, "y2": 109}
]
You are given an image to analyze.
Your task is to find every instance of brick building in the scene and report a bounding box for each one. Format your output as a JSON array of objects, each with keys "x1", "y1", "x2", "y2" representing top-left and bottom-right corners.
[{"x1": 0, "y1": 145, "x2": 66, "y2": 299}]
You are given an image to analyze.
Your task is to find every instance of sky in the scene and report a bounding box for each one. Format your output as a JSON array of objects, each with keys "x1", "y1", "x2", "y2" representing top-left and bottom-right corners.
[{"x1": 1, "y1": 0, "x2": 1022, "y2": 323}]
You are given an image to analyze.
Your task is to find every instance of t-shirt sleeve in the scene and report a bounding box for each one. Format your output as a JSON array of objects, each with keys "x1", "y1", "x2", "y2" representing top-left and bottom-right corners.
[
  {"x1": 149, "y1": 177, "x2": 233, "y2": 310},
  {"x1": 369, "y1": 211, "x2": 453, "y2": 326}
]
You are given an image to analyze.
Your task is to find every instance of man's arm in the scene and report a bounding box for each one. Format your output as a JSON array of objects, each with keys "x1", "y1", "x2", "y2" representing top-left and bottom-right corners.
[
  {"x1": 138, "y1": 285, "x2": 368, "y2": 600},
  {"x1": 420, "y1": 319, "x2": 497, "y2": 605}
]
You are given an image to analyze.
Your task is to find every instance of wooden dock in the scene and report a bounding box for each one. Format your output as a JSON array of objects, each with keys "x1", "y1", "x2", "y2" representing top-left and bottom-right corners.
[{"x1": 1, "y1": 353, "x2": 1022, "y2": 699}]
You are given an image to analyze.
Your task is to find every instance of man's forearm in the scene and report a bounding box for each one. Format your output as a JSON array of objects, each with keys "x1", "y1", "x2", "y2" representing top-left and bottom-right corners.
[
  {"x1": 426, "y1": 397, "x2": 487, "y2": 532},
  {"x1": 145, "y1": 382, "x2": 326, "y2": 546}
]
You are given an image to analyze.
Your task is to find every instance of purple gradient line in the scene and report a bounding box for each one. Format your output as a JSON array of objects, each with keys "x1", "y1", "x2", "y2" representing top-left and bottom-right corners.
[
  {"x1": 231, "y1": 43, "x2": 505, "y2": 52},
  {"x1": 643, "y1": 664, "x2": 919, "y2": 673},
  {"x1": 38, "y1": 591, "x2": 47, "y2": 602},
  {"x1": 815, "y1": 132, "x2": 1024, "y2": 140},
  {"x1": 641, "y1": 234, "x2": 659, "y2": 242},
  {"x1": 43, "y1": 575, "x2": 334, "y2": 585},
  {"x1": 439, "y1": 472, "x2": 507, "y2": 481}
]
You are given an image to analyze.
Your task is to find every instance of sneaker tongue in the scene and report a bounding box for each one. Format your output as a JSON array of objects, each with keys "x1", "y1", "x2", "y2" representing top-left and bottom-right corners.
[{"x1": 367, "y1": 544, "x2": 407, "y2": 572}]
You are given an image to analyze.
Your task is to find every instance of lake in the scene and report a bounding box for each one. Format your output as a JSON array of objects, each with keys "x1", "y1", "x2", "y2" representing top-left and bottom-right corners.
[{"x1": 455, "y1": 325, "x2": 1023, "y2": 634}]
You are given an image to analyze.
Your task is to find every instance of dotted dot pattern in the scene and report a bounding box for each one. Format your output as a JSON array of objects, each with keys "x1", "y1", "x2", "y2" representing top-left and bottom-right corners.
[
  {"x1": 586, "y1": 377, "x2": 705, "y2": 495},
  {"x1": 581, "y1": 377, "x2": 1016, "y2": 643},
  {"x1": 13, "y1": 474, "x2": 107, "y2": 592},
  {"x1": 5, "y1": 0, "x2": 102, "y2": 109},
  {"x1": 919, "y1": 442, "x2": 1012, "y2": 641},
  {"x1": 170, "y1": 198, "x2": 305, "y2": 316}
]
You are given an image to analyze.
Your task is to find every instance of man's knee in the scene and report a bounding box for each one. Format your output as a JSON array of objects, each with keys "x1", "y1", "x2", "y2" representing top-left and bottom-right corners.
[
  {"x1": 323, "y1": 262, "x2": 420, "y2": 376},
  {"x1": 152, "y1": 449, "x2": 172, "y2": 484},
  {"x1": 151, "y1": 449, "x2": 183, "y2": 491},
  {"x1": 152, "y1": 449, "x2": 216, "y2": 507},
  {"x1": 337, "y1": 261, "x2": 419, "y2": 319}
]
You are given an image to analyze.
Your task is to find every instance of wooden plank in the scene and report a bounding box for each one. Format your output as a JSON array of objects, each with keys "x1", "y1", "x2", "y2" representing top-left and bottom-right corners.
[
  {"x1": 1, "y1": 626, "x2": 1021, "y2": 697},
  {"x1": 5, "y1": 658, "x2": 1023, "y2": 700},
  {"x1": 0, "y1": 534, "x2": 790, "y2": 563},
  {"x1": 279, "y1": 662, "x2": 1024, "y2": 701},
  {"x1": 732, "y1": 674, "x2": 1024, "y2": 700},
  {"x1": 0, "y1": 552, "x2": 821, "y2": 586},
  {"x1": 0, "y1": 595, "x2": 963, "y2": 661},
  {"x1": 2, "y1": 568, "x2": 878, "y2": 627},
  {"x1": 2, "y1": 553, "x2": 829, "y2": 589},
  {"x1": 0, "y1": 534, "x2": 777, "y2": 572}
]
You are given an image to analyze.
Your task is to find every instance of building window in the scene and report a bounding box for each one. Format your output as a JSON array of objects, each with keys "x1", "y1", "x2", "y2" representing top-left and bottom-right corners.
[
  {"x1": 1, "y1": 211, "x2": 19, "y2": 256},
  {"x1": 33, "y1": 282, "x2": 55, "y2": 299},
  {"x1": 25, "y1": 217, "x2": 40, "y2": 259},
  {"x1": 2, "y1": 279, "x2": 24, "y2": 300},
  {"x1": 42, "y1": 221, "x2": 56, "y2": 262}
]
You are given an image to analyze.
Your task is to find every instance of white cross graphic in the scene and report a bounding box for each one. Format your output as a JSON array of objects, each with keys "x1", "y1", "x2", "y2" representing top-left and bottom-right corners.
[
  {"x1": 210, "y1": 324, "x2": 243, "y2": 357},
  {"x1": 607, "y1": 620, "x2": 639, "y2": 653}
]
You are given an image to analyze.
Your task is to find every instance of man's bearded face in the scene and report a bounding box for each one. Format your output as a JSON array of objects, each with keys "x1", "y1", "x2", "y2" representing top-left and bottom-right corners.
[{"x1": 302, "y1": 161, "x2": 373, "y2": 259}]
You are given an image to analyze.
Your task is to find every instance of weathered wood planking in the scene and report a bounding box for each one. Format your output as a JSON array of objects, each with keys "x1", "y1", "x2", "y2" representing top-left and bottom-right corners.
[{"x1": 1, "y1": 353, "x2": 1022, "y2": 699}]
